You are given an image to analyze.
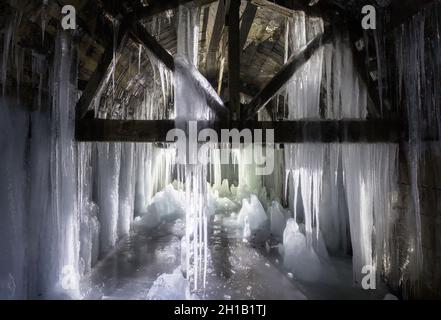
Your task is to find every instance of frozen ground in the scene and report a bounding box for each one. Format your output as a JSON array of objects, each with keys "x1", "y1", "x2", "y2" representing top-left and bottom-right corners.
[{"x1": 82, "y1": 211, "x2": 389, "y2": 300}]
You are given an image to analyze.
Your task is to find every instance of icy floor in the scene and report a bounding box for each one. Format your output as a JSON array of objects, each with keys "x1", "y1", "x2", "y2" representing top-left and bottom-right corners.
[
  {"x1": 81, "y1": 221, "x2": 183, "y2": 300},
  {"x1": 82, "y1": 212, "x2": 389, "y2": 300}
]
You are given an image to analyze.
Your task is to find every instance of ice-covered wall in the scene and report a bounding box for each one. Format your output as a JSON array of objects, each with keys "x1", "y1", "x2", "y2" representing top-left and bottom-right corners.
[
  {"x1": 373, "y1": 2, "x2": 441, "y2": 297},
  {"x1": 0, "y1": 30, "x2": 144, "y2": 299},
  {"x1": 281, "y1": 11, "x2": 398, "y2": 288}
]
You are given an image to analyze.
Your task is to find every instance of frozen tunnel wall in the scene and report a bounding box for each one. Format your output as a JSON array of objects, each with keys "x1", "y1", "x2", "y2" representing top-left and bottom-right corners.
[
  {"x1": 373, "y1": 1, "x2": 441, "y2": 298},
  {"x1": 0, "y1": 30, "x2": 150, "y2": 299}
]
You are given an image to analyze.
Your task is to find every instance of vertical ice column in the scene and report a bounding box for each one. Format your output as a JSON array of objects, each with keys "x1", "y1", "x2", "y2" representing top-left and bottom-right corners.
[
  {"x1": 96, "y1": 142, "x2": 121, "y2": 256},
  {"x1": 341, "y1": 144, "x2": 398, "y2": 285},
  {"x1": 323, "y1": 34, "x2": 368, "y2": 119},
  {"x1": 177, "y1": 4, "x2": 200, "y2": 67},
  {"x1": 319, "y1": 144, "x2": 350, "y2": 254},
  {"x1": 175, "y1": 5, "x2": 217, "y2": 121},
  {"x1": 174, "y1": 4, "x2": 214, "y2": 291},
  {"x1": 285, "y1": 12, "x2": 324, "y2": 120},
  {"x1": 77, "y1": 142, "x2": 100, "y2": 275},
  {"x1": 49, "y1": 31, "x2": 81, "y2": 298},
  {"x1": 118, "y1": 143, "x2": 136, "y2": 237}
]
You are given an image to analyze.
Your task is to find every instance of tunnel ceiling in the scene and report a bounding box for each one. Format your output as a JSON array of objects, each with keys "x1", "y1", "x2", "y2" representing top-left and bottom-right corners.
[{"x1": 0, "y1": 0, "x2": 433, "y2": 114}]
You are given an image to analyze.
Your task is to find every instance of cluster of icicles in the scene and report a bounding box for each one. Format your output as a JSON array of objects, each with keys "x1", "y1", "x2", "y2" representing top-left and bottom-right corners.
[{"x1": 1, "y1": 0, "x2": 438, "y2": 299}]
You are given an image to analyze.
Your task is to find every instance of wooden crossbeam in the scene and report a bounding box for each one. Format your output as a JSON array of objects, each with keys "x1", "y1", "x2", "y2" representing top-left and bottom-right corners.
[
  {"x1": 129, "y1": 23, "x2": 175, "y2": 71},
  {"x1": 205, "y1": 0, "x2": 228, "y2": 78},
  {"x1": 245, "y1": 28, "x2": 334, "y2": 120},
  {"x1": 228, "y1": 0, "x2": 241, "y2": 119},
  {"x1": 76, "y1": 119, "x2": 402, "y2": 143},
  {"x1": 240, "y1": 2, "x2": 258, "y2": 49}
]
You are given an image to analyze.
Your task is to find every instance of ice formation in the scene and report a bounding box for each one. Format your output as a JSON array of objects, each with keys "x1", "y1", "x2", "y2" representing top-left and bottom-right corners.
[
  {"x1": 282, "y1": 12, "x2": 367, "y2": 120},
  {"x1": 283, "y1": 219, "x2": 324, "y2": 282},
  {"x1": 147, "y1": 268, "x2": 189, "y2": 300},
  {"x1": 371, "y1": 2, "x2": 441, "y2": 294},
  {"x1": 237, "y1": 195, "x2": 269, "y2": 242},
  {"x1": 269, "y1": 201, "x2": 290, "y2": 239},
  {"x1": 173, "y1": 4, "x2": 218, "y2": 291},
  {"x1": 141, "y1": 185, "x2": 185, "y2": 228},
  {"x1": 284, "y1": 12, "x2": 324, "y2": 119},
  {"x1": 275, "y1": 10, "x2": 399, "y2": 288},
  {"x1": 0, "y1": 31, "x2": 148, "y2": 298}
]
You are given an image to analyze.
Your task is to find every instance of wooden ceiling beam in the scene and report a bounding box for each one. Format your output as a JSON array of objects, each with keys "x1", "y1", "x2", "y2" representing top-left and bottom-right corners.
[
  {"x1": 228, "y1": 0, "x2": 241, "y2": 119},
  {"x1": 205, "y1": 0, "x2": 228, "y2": 78},
  {"x1": 76, "y1": 118, "x2": 402, "y2": 143},
  {"x1": 240, "y1": 2, "x2": 258, "y2": 49},
  {"x1": 129, "y1": 23, "x2": 175, "y2": 71}
]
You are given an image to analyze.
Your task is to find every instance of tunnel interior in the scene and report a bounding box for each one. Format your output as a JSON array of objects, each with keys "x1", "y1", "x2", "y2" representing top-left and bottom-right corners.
[{"x1": 0, "y1": 0, "x2": 440, "y2": 300}]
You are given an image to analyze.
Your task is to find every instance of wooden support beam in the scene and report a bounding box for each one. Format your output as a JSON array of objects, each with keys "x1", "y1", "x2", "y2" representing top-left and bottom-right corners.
[
  {"x1": 76, "y1": 119, "x2": 402, "y2": 143},
  {"x1": 130, "y1": 22, "x2": 228, "y2": 119},
  {"x1": 129, "y1": 23, "x2": 175, "y2": 71},
  {"x1": 240, "y1": 2, "x2": 258, "y2": 49},
  {"x1": 205, "y1": 0, "x2": 227, "y2": 78},
  {"x1": 76, "y1": 20, "x2": 130, "y2": 119},
  {"x1": 245, "y1": 28, "x2": 333, "y2": 120},
  {"x1": 228, "y1": 0, "x2": 241, "y2": 119}
]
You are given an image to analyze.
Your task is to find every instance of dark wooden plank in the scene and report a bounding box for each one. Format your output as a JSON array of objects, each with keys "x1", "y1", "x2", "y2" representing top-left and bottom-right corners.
[
  {"x1": 130, "y1": 23, "x2": 175, "y2": 71},
  {"x1": 76, "y1": 119, "x2": 402, "y2": 143},
  {"x1": 228, "y1": 0, "x2": 241, "y2": 119},
  {"x1": 240, "y1": 2, "x2": 258, "y2": 49},
  {"x1": 245, "y1": 28, "x2": 334, "y2": 120},
  {"x1": 205, "y1": 0, "x2": 227, "y2": 78}
]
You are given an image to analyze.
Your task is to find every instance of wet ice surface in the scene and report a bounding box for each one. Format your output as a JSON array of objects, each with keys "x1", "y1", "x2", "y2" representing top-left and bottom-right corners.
[
  {"x1": 81, "y1": 221, "x2": 183, "y2": 300},
  {"x1": 83, "y1": 213, "x2": 388, "y2": 300}
]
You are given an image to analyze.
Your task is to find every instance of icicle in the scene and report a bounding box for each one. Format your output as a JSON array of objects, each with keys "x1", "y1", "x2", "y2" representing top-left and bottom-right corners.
[
  {"x1": 323, "y1": 33, "x2": 368, "y2": 119},
  {"x1": 285, "y1": 12, "x2": 324, "y2": 119},
  {"x1": 49, "y1": 30, "x2": 82, "y2": 298},
  {"x1": 15, "y1": 46, "x2": 25, "y2": 99},
  {"x1": 1, "y1": 17, "x2": 15, "y2": 95},
  {"x1": 41, "y1": 0, "x2": 49, "y2": 44},
  {"x1": 341, "y1": 144, "x2": 398, "y2": 285},
  {"x1": 138, "y1": 44, "x2": 142, "y2": 74}
]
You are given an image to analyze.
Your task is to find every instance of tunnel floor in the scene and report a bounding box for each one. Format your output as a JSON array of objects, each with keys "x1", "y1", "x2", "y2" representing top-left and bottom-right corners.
[{"x1": 81, "y1": 213, "x2": 389, "y2": 300}]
